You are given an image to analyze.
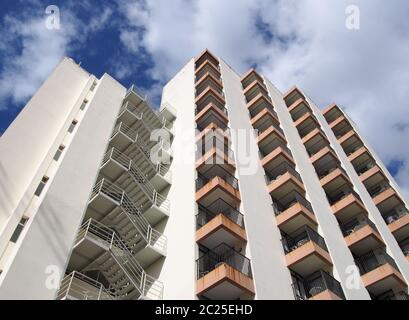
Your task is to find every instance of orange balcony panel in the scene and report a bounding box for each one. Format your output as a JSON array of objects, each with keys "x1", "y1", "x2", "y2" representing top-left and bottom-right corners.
[
  {"x1": 196, "y1": 147, "x2": 236, "y2": 173},
  {"x1": 261, "y1": 146, "x2": 294, "y2": 171},
  {"x1": 195, "y1": 103, "x2": 229, "y2": 125},
  {"x1": 373, "y1": 188, "x2": 401, "y2": 211},
  {"x1": 196, "y1": 263, "x2": 255, "y2": 299},
  {"x1": 361, "y1": 264, "x2": 406, "y2": 295},
  {"x1": 276, "y1": 203, "x2": 318, "y2": 235},
  {"x1": 196, "y1": 176, "x2": 241, "y2": 207},
  {"x1": 359, "y1": 165, "x2": 386, "y2": 187},
  {"x1": 308, "y1": 289, "x2": 343, "y2": 300},
  {"x1": 250, "y1": 107, "x2": 279, "y2": 128},
  {"x1": 241, "y1": 69, "x2": 265, "y2": 89},
  {"x1": 196, "y1": 214, "x2": 247, "y2": 248},
  {"x1": 331, "y1": 194, "x2": 366, "y2": 222},
  {"x1": 257, "y1": 126, "x2": 287, "y2": 146},
  {"x1": 195, "y1": 122, "x2": 229, "y2": 143},
  {"x1": 283, "y1": 87, "x2": 305, "y2": 107},
  {"x1": 345, "y1": 225, "x2": 384, "y2": 255},
  {"x1": 195, "y1": 86, "x2": 225, "y2": 106},
  {"x1": 195, "y1": 49, "x2": 219, "y2": 69},
  {"x1": 310, "y1": 146, "x2": 338, "y2": 165},
  {"x1": 320, "y1": 168, "x2": 351, "y2": 191},
  {"x1": 388, "y1": 214, "x2": 409, "y2": 241},
  {"x1": 267, "y1": 172, "x2": 305, "y2": 199},
  {"x1": 285, "y1": 241, "x2": 332, "y2": 276}
]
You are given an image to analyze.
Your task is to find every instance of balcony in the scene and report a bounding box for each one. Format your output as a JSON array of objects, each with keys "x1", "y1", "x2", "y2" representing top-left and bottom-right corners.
[
  {"x1": 195, "y1": 87, "x2": 225, "y2": 112},
  {"x1": 261, "y1": 145, "x2": 294, "y2": 172},
  {"x1": 247, "y1": 92, "x2": 274, "y2": 118},
  {"x1": 196, "y1": 135, "x2": 235, "y2": 174},
  {"x1": 257, "y1": 125, "x2": 287, "y2": 156},
  {"x1": 273, "y1": 191, "x2": 318, "y2": 234},
  {"x1": 195, "y1": 49, "x2": 219, "y2": 70},
  {"x1": 328, "y1": 189, "x2": 366, "y2": 222},
  {"x1": 195, "y1": 60, "x2": 221, "y2": 83},
  {"x1": 288, "y1": 99, "x2": 312, "y2": 122},
  {"x1": 370, "y1": 185, "x2": 403, "y2": 214},
  {"x1": 310, "y1": 146, "x2": 338, "y2": 169},
  {"x1": 355, "y1": 249, "x2": 406, "y2": 295},
  {"x1": 250, "y1": 106, "x2": 280, "y2": 133},
  {"x1": 338, "y1": 130, "x2": 363, "y2": 152},
  {"x1": 348, "y1": 146, "x2": 373, "y2": 170},
  {"x1": 243, "y1": 80, "x2": 269, "y2": 103},
  {"x1": 196, "y1": 122, "x2": 230, "y2": 142},
  {"x1": 340, "y1": 216, "x2": 384, "y2": 255},
  {"x1": 292, "y1": 270, "x2": 345, "y2": 300},
  {"x1": 358, "y1": 163, "x2": 385, "y2": 190},
  {"x1": 383, "y1": 206, "x2": 409, "y2": 241},
  {"x1": 196, "y1": 165, "x2": 240, "y2": 207},
  {"x1": 302, "y1": 128, "x2": 329, "y2": 155},
  {"x1": 195, "y1": 103, "x2": 229, "y2": 130},
  {"x1": 331, "y1": 116, "x2": 353, "y2": 139},
  {"x1": 196, "y1": 244, "x2": 254, "y2": 299},
  {"x1": 67, "y1": 219, "x2": 163, "y2": 300},
  {"x1": 294, "y1": 112, "x2": 320, "y2": 138},
  {"x1": 159, "y1": 102, "x2": 177, "y2": 123},
  {"x1": 241, "y1": 69, "x2": 265, "y2": 90},
  {"x1": 282, "y1": 226, "x2": 332, "y2": 276},
  {"x1": 319, "y1": 167, "x2": 351, "y2": 194},
  {"x1": 284, "y1": 87, "x2": 305, "y2": 108},
  {"x1": 322, "y1": 104, "x2": 343, "y2": 124},
  {"x1": 266, "y1": 163, "x2": 305, "y2": 199},
  {"x1": 195, "y1": 72, "x2": 224, "y2": 97},
  {"x1": 196, "y1": 200, "x2": 246, "y2": 248}
]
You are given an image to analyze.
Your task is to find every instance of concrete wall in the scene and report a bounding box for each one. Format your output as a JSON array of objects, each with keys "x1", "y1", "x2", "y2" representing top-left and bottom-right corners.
[
  {"x1": 158, "y1": 60, "x2": 197, "y2": 299},
  {"x1": 264, "y1": 81, "x2": 371, "y2": 300},
  {"x1": 0, "y1": 73, "x2": 125, "y2": 299},
  {"x1": 220, "y1": 61, "x2": 294, "y2": 299},
  {"x1": 0, "y1": 58, "x2": 92, "y2": 257}
]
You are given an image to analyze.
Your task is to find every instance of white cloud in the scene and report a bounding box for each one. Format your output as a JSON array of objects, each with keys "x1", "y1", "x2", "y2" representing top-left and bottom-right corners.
[{"x1": 117, "y1": 0, "x2": 409, "y2": 196}]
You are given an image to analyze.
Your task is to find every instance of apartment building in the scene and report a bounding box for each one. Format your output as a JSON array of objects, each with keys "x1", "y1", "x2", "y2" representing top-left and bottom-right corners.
[{"x1": 0, "y1": 50, "x2": 408, "y2": 300}]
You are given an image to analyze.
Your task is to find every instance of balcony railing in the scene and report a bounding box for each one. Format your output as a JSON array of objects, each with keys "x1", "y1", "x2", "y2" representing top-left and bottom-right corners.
[
  {"x1": 197, "y1": 135, "x2": 234, "y2": 160},
  {"x1": 340, "y1": 216, "x2": 378, "y2": 237},
  {"x1": 195, "y1": 104, "x2": 228, "y2": 117},
  {"x1": 376, "y1": 290, "x2": 409, "y2": 300},
  {"x1": 292, "y1": 270, "x2": 345, "y2": 300},
  {"x1": 399, "y1": 237, "x2": 409, "y2": 256},
  {"x1": 281, "y1": 225, "x2": 328, "y2": 254},
  {"x1": 327, "y1": 188, "x2": 360, "y2": 206},
  {"x1": 272, "y1": 191, "x2": 313, "y2": 217},
  {"x1": 356, "y1": 160, "x2": 376, "y2": 176},
  {"x1": 317, "y1": 165, "x2": 347, "y2": 181},
  {"x1": 196, "y1": 243, "x2": 252, "y2": 279},
  {"x1": 259, "y1": 143, "x2": 292, "y2": 160},
  {"x1": 56, "y1": 271, "x2": 115, "y2": 300},
  {"x1": 265, "y1": 162, "x2": 302, "y2": 185},
  {"x1": 197, "y1": 199, "x2": 244, "y2": 229},
  {"x1": 354, "y1": 250, "x2": 399, "y2": 275},
  {"x1": 256, "y1": 122, "x2": 284, "y2": 137},
  {"x1": 196, "y1": 165, "x2": 239, "y2": 191}
]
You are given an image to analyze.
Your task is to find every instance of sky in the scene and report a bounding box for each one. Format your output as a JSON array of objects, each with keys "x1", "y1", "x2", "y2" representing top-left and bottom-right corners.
[{"x1": 0, "y1": 0, "x2": 408, "y2": 196}]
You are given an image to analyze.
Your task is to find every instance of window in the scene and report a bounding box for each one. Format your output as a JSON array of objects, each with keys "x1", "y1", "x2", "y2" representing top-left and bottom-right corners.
[
  {"x1": 90, "y1": 81, "x2": 97, "y2": 91},
  {"x1": 10, "y1": 217, "x2": 28, "y2": 243},
  {"x1": 80, "y1": 98, "x2": 88, "y2": 110},
  {"x1": 34, "y1": 176, "x2": 49, "y2": 196},
  {"x1": 68, "y1": 120, "x2": 78, "y2": 133},
  {"x1": 53, "y1": 145, "x2": 65, "y2": 161}
]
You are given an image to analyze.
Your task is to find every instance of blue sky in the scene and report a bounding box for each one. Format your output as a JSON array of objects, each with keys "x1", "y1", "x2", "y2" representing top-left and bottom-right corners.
[{"x1": 0, "y1": 0, "x2": 408, "y2": 196}]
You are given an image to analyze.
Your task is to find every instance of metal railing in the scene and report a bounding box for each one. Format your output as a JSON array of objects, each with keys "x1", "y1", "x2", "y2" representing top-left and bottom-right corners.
[
  {"x1": 368, "y1": 184, "x2": 391, "y2": 198},
  {"x1": 56, "y1": 271, "x2": 115, "y2": 300},
  {"x1": 89, "y1": 179, "x2": 167, "y2": 253},
  {"x1": 259, "y1": 142, "x2": 292, "y2": 160},
  {"x1": 196, "y1": 199, "x2": 244, "y2": 229},
  {"x1": 377, "y1": 290, "x2": 409, "y2": 300},
  {"x1": 197, "y1": 135, "x2": 234, "y2": 161},
  {"x1": 354, "y1": 250, "x2": 399, "y2": 275},
  {"x1": 196, "y1": 165, "x2": 239, "y2": 191},
  {"x1": 340, "y1": 216, "x2": 378, "y2": 237},
  {"x1": 355, "y1": 160, "x2": 376, "y2": 176},
  {"x1": 196, "y1": 243, "x2": 252, "y2": 279},
  {"x1": 281, "y1": 225, "x2": 328, "y2": 254},
  {"x1": 326, "y1": 187, "x2": 360, "y2": 206},
  {"x1": 272, "y1": 191, "x2": 313, "y2": 217},
  {"x1": 292, "y1": 270, "x2": 345, "y2": 300},
  {"x1": 265, "y1": 162, "x2": 302, "y2": 185},
  {"x1": 256, "y1": 121, "x2": 284, "y2": 137},
  {"x1": 317, "y1": 165, "x2": 347, "y2": 181}
]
